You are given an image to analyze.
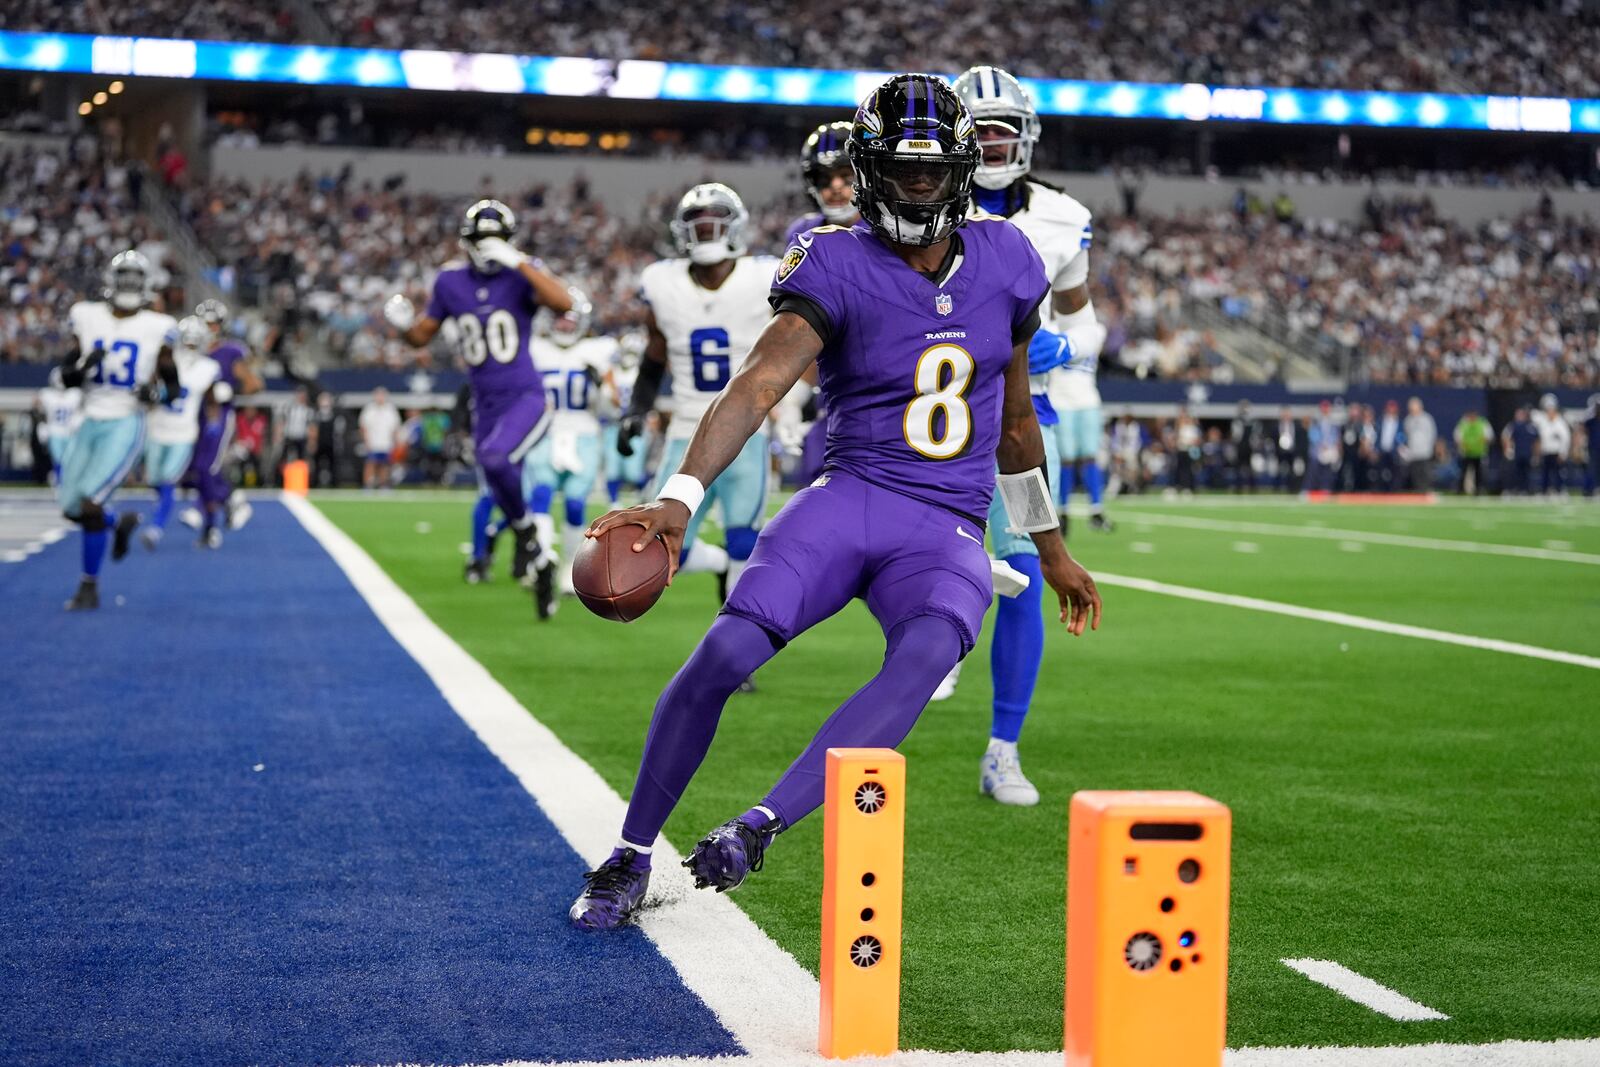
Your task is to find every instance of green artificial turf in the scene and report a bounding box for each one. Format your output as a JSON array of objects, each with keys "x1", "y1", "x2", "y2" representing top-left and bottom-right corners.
[{"x1": 319, "y1": 494, "x2": 1600, "y2": 1052}]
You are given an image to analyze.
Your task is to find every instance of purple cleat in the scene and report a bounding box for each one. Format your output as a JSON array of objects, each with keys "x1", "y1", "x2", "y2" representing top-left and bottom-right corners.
[
  {"x1": 683, "y1": 815, "x2": 780, "y2": 893},
  {"x1": 569, "y1": 849, "x2": 651, "y2": 930}
]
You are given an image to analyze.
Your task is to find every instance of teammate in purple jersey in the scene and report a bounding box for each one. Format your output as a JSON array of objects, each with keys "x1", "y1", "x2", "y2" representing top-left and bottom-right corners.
[
  {"x1": 782, "y1": 121, "x2": 861, "y2": 249},
  {"x1": 570, "y1": 74, "x2": 1101, "y2": 931},
  {"x1": 180, "y1": 299, "x2": 262, "y2": 532},
  {"x1": 384, "y1": 199, "x2": 574, "y2": 595},
  {"x1": 189, "y1": 381, "x2": 236, "y2": 548}
]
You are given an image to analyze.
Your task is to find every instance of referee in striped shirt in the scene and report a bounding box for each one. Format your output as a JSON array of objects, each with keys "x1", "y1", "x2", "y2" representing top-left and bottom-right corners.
[{"x1": 276, "y1": 386, "x2": 313, "y2": 478}]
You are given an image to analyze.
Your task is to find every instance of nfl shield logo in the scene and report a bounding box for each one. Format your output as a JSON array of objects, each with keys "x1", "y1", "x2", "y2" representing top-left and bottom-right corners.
[{"x1": 935, "y1": 292, "x2": 953, "y2": 316}]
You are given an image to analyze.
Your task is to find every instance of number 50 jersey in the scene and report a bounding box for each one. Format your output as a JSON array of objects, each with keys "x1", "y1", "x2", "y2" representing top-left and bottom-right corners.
[
  {"x1": 425, "y1": 259, "x2": 545, "y2": 399},
  {"x1": 637, "y1": 255, "x2": 776, "y2": 441}
]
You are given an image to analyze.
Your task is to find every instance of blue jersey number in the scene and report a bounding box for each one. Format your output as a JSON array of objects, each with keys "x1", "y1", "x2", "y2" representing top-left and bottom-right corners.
[
  {"x1": 543, "y1": 368, "x2": 590, "y2": 411},
  {"x1": 89, "y1": 340, "x2": 140, "y2": 389},
  {"x1": 690, "y1": 327, "x2": 730, "y2": 392},
  {"x1": 164, "y1": 385, "x2": 190, "y2": 412}
]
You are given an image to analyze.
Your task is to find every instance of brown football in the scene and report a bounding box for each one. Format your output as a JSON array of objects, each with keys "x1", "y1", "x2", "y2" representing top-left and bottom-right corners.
[{"x1": 571, "y1": 525, "x2": 671, "y2": 622}]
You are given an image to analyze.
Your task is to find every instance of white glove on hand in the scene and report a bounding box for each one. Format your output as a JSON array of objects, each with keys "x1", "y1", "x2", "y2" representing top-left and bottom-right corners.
[
  {"x1": 383, "y1": 293, "x2": 416, "y2": 331},
  {"x1": 475, "y1": 237, "x2": 524, "y2": 270}
]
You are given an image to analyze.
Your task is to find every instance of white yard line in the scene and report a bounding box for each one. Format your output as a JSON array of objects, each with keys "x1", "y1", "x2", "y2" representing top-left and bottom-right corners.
[
  {"x1": 1095, "y1": 572, "x2": 1600, "y2": 671},
  {"x1": 1120, "y1": 512, "x2": 1600, "y2": 565},
  {"x1": 284, "y1": 496, "x2": 1600, "y2": 1067},
  {"x1": 1281, "y1": 959, "x2": 1448, "y2": 1022},
  {"x1": 283, "y1": 495, "x2": 822, "y2": 1061}
]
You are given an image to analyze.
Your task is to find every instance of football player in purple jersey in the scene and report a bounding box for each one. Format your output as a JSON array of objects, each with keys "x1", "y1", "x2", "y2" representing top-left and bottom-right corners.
[
  {"x1": 384, "y1": 199, "x2": 574, "y2": 605},
  {"x1": 178, "y1": 299, "x2": 262, "y2": 533},
  {"x1": 782, "y1": 120, "x2": 860, "y2": 249},
  {"x1": 570, "y1": 74, "x2": 1101, "y2": 930}
]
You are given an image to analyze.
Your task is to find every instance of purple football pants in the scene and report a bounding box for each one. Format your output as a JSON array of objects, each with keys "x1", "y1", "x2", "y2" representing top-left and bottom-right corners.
[
  {"x1": 619, "y1": 472, "x2": 992, "y2": 846},
  {"x1": 474, "y1": 389, "x2": 548, "y2": 525}
]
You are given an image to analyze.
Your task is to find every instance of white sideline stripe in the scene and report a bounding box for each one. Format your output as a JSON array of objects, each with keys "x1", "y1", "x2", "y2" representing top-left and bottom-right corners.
[
  {"x1": 1121, "y1": 512, "x2": 1600, "y2": 565},
  {"x1": 1281, "y1": 959, "x2": 1448, "y2": 1022},
  {"x1": 283, "y1": 496, "x2": 1600, "y2": 1067},
  {"x1": 281, "y1": 496, "x2": 822, "y2": 1061},
  {"x1": 1096, "y1": 572, "x2": 1600, "y2": 671}
]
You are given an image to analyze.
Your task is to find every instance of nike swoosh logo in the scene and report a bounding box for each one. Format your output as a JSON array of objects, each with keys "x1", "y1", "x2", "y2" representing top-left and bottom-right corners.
[{"x1": 956, "y1": 526, "x2": 982, "y2": 545}]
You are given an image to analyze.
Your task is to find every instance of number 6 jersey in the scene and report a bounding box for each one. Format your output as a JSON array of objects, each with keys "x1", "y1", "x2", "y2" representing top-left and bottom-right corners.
[
  {"x1": 425, "y1": 259, "x2": 545, "y2": 399},
  {"x1": 769, "y1": 217, "x2": 1048, "y2": 522},
  {"x1": 637, "y1": 255, "x2": 776, "y2": 441}
]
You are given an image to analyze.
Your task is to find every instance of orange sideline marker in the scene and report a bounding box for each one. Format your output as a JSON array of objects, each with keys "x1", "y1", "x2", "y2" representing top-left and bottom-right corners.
[
  {"x1": 1065, "y1": 791, "x2": 1231, "y2": 1067},
  {"x1": 819, "y1": 748, "x2": 904, "y2": 1059},
  {"x1": 281, "y1": 459, "x2": 310, "y2": 496}
]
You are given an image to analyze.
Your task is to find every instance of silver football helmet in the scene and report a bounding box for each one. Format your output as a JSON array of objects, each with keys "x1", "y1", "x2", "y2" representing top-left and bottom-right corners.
[
  {"x1": 194, "y1": 298, "x2": 230, "y2": 327},
  {"x1": 669, "y1": 183, "x2": 749, "y2": 265},
  {"x1": 104, "y1": 250, "x2": 155, "y2": 311},
  {"x1": 952, "y1": 66, "x2": 1041, "y2": 191},
  {"x1": 547, "y1": 287, "x2": 593, "y2": 348},
  {"x1": 176, "y1": 315, "x2": 210, "y2": 354}
]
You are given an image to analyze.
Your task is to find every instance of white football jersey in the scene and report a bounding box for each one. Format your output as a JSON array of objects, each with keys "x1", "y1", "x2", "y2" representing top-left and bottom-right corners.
[
  {"x1": 68, "y1": 301, "x2": 178, "y2": 420},
  {"x1": 532, "y1": 335, "x2": 619, "y2": 435},
  {"x1": 147, "y1": 350, "x2": 221, "y2": 445},
  {"x1": 38, "y1": 384, "x2": 82, "y2": 439},
  {"x1": 1000, "y1": 182, "x2": 1101, "y2": 412},
  {"x1": 638, "y1": 256, "x2": 777, "y2": 440}
]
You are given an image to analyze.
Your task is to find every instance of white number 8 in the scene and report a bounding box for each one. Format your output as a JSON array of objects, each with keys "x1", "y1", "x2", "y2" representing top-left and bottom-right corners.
[
  {"x1": 455, "y1": 310, "x2": 520, "y2": 366},
  {"x1": 903, "y1": 343, "x2": 975, "y2": 459}
]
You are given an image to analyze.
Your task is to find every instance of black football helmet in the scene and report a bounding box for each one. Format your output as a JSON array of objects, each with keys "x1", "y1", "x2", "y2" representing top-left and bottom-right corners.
[
  {"x1": 846, "y1": 74, "x2": 978, "y2": 247},
  {"x1": 459, "y1": 199, "x2": 517, "y2": 272},
  {"x1": 799, "y1": 120, "x2": 857, "y2": 223}
]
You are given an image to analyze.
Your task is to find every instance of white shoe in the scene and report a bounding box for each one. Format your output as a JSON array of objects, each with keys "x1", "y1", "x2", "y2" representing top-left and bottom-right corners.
[
  {"x1": 140, "y1": 526, "x2": 162, "y2": 551},
  {"x1": 930, "y1": 662, "x2": 962, "y2": 702},
  {"x1": 178, "y1": 507, "x2": 203, "y2": 530},
  {"x1": 990, "y1": 557, "x2": 1031, "y2": 598},
  {"x1": 558, "y1": 559, "x2": 576, "y2": 597},
  {"x1": 980, "y1": 741, "x2": 1040, "y2": 806},
  {"x1": 228, "y1": 498, "x2": 253, "y2": 531}
]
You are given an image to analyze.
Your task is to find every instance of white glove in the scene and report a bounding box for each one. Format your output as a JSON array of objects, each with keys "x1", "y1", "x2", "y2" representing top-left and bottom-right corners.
[
  {"x1": 475, "y1": 237, "x2": 524, "y2": 270},
  {"x1": 990, "y1": 557, "x2": 1032, "y2": 598},
  {"x1": 383, "y1": 294, "x2": 416, "y2": 331},
  {"x1": 774, "y1": 418, "x2": 808, "y2": 457}
]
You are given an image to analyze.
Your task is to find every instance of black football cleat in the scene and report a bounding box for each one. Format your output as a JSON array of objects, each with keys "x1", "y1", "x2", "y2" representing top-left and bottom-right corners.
[
  {"x1": 65, "y1": 578, "x2": 99, "y2": 611},
  {"x1": 111, "y1": 512, "x2": 141, "y2": 561},
  {"x1": 1089, "y1": 511, "x2": 1116, "y2": 533},
  {"x1": 512, "y1": 526, "x2": 537, "y2": 586},
  {"x1": 463, "y1": 557, "x2": 491, "y2": 584},
  {"x1": 683, "y1": 815, "x2": 780, "y2": 893},
  {"x1": 533, "y1": 558, "x2": 558, "y2": 620}
]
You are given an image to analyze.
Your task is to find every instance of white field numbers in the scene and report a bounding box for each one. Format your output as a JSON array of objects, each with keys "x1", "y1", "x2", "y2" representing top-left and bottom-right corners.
[
  {"x1": 904, "y1": 343, "x2": 974, "y2": 459},
  {"x1": 455, "y1": 310, "x2": 520, "y2": 365}
]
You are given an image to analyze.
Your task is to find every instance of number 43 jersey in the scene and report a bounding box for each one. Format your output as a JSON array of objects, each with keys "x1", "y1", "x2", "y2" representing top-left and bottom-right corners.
[
  {"x1": 68, "y1": 301, "x2": 179, "y2": 421},
  {"x1": 770, "y1": 217, "x2": 1048, "y2": 522},
  {"x1": 425, "y1": 259, "x2": 545, "y2": 400},
  {"x1": 637, "y1": 255, "x2": 777, "y2": 441}
]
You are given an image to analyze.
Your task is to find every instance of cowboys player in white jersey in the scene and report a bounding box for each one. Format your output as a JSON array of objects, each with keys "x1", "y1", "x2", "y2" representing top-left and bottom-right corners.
[
  {"x1": 140, "y1": 316, "x2": 221, "y2": 550},
  {"x1": 620, "y1": 184, "x2": 777, "y2": 608},
  {"x1": 37, "y1": 367, "x2": 82, "y2": 483},
  {"x1": 524, "y1": 289, "x2": 621, "y2": 606},
  {"x1": 58, "y1": 250, "x2": 181, "y2": 610},
  {"x1": 933, "y1": 65, "x2": 1108, "y2": 804}
]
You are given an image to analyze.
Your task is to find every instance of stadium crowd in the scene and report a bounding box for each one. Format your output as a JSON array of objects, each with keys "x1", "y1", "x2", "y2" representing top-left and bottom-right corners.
[{"x1": 7, "y1": 0, "x2": 1600, "y2": 97}]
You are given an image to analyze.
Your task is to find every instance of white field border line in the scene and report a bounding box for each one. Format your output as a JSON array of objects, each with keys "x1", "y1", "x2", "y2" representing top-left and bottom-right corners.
[
  {"x1": 280, "y1": 495, "x2": 823, "y2": 1062},
  {"x1": 1280, "y1": 959, "x2": 1448, "y2": 1022},
  {"x1": 283, "y1": 496, "x2": 1600, "y2": 1067},
  {"x1": 1096, "y1": 572, "x2": 1600, "y2": 671},
  {"x1": 1122, "y1": 512, "x2": 1600, "y2": 565}
]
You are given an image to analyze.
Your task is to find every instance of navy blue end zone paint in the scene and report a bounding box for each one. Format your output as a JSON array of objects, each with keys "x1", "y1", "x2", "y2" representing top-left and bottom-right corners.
[{"x1": 0, "y1": 503, "x2": 739, "y2": 1066}]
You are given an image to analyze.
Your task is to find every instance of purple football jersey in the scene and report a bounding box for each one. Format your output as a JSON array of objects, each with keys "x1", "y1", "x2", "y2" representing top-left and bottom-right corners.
[
  {"x1": 425, "y1": 263, "x2": 543, "y2": 397},
  {"x1": 782, "y1": 212, "x2": 826, "y2": 250},
  {"x1": 771, "y1": 218, "x2": 1048, "y2": 521},
  {"x1": 208, "y1": 341, "x2": 249, "y2": 387}
]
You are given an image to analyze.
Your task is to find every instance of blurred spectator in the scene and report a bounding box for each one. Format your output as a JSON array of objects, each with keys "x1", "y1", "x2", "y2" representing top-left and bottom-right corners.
[
  {"x1": 1375, "y1": 399, "x2": 1405, "y2": 491},
  {"x1": 1531, "y1": 394, "x2": 1572, "y2": 493},
  {"x1": 311, "y1": 391, "x2": 345, "y2": 487},
  {"x1": 1402, "y1": 396, "x2": 1438, "y2": 490},
  {"x1": 1274, "y1": 407, "x2": 1307, "y2": 493},
  {"x1": 1502, "y1": 406, "x2": 1538, "y2": 493},
  {"x1": 1228, "y1": 400, "x2": 1259, "y2": 492},
  {"x1": 276, "y1": 385, "x2": 313, "y2": 472},
  {"x1": 1584, "y1": 396, "x2": 1600, "y2": 496},
  {"x1": 360, "y1": 386, "x2": 400, "y2": 489},
  {"x1": 1453, "y1": 409, "x2": 1491, "y2": 495}
]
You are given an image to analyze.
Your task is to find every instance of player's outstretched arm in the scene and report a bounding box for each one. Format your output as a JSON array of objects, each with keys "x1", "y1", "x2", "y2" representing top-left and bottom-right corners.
[
  {"x1": 615, "y1": 312, "x2": 668, "y2": 456},
  {"x1": 996, "y1": 339, "x2": 1101, "y2": 636},
  {"x1": 587, "y1": 311, "x2": 823, "y2": 577}
]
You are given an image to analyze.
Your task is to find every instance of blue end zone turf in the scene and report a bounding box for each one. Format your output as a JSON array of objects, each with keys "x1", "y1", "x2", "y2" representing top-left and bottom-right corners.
[{"x1": 0, "y1": 502, "x2": 739, "y2": 1066}]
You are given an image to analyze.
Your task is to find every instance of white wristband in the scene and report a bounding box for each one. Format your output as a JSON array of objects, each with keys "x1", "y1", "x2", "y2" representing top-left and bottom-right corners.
[{"x1": 657, "y1": 473, "x2": 706, "y2": 516}]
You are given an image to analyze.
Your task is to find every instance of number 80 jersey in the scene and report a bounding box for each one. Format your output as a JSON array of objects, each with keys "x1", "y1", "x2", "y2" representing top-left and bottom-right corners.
[
  {"x1": 637, "y1": 255, "x2": 776, "y2": 441},
  {"x1": 425, "y1": 260, "x2": 544, "y2": 399}
]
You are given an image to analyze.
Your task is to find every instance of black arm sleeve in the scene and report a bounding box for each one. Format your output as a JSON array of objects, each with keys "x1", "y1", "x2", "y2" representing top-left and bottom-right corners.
[
  {"x1": 625, "y1": 355, "x2": 666, "y2": 419},
  {"x1": 158, "y1": 352, "x2": 181, "y2": 398},
  {"x1": 1011, "y1": 304, "x2": 1043, "y2": 346},
  {"x1": 59, "y1": 346, "x2": 91, "y2": 388},
  {"x1": 769, "y1": 292, "x2": 834, "y2": 347}
]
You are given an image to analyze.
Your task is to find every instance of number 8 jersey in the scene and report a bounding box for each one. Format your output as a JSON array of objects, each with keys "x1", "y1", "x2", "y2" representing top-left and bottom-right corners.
[
  {"x1": 425, "y1": 259, "x2": 545, "y2": 399},
  {"x1": 637, "y1": 255, "x2": 776, "y2": 441},
  {"x1": 769, "y1": 217, "x2": 1048, "y2": 522}
]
